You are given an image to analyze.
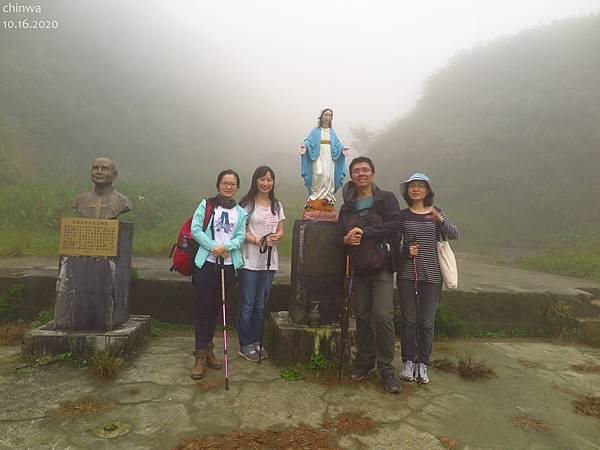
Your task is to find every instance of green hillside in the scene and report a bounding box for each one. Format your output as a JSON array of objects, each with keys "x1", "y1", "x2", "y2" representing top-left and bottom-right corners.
[
  {"x1": 371, "y1": 15, "x2": 600, "y2": 248},
  {"x1": 0, "y1": 1, "x2": 296, "y2": 257},
  {"x1": 0, "y1": 1, "x2": 270, "y2": 183}
]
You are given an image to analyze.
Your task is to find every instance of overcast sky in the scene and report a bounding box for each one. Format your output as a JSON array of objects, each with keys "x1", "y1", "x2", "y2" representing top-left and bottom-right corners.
[{"x1": 156, "y1": 0, "x2": 600, "y2": 140}]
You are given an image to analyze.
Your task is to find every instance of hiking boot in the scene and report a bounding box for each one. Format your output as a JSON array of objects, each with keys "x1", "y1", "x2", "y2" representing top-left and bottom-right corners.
[
  {"x1": 256, "y1": 345, "x2": 269, "y2": 359},
  {"x1": 383, "y1": 374, "x2": 401, "y2": 393},
  {"x1": 239, "y1": 349, "x2": 260, "y2": 362},
  {"x1": 191, "y1": 349, "x2": 207, "y2": 380},
  {"x1": 400, "y1": 360, "x2": 415, "y2": 382},
  {"x1": 417, "y1": 362, "x2": 429, "y2": 384},
  {"x1": 350, "y1": 365, "x2": 375, "y2": 381},
  {"x1": 206, "y1": 342, "x2": 223, "y2": 369}
]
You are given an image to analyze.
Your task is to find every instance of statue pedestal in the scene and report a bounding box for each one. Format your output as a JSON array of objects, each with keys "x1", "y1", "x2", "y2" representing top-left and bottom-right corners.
[
  {"x1": 22, "y1": 315, "x2": 151, "y2": 357},
  {"x1": 54, "y1": 221, "x2": 133, "y2": 331},
  {"x1": 289, "y1": 219, "x2": 345, "y2": 325},
  {"x1": 266, "y1": 311, "x2": 355, "y2": 366},
  {"x1": 23, "y1": 221, "x2": 150, "y2": 357},
  {"x1": 264, "y1": 220, "x2": 356, "y2": 365}
]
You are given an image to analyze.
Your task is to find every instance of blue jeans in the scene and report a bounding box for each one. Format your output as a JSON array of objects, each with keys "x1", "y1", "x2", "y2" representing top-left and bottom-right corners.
[{"x1": 237, "y1": 269, "x2": 274, "y2": 353}]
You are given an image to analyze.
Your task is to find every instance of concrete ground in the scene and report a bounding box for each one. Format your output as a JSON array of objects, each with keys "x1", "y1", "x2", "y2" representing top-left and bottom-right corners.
[
  {"x1": 1, "y1": 255, "x2": 600, "y2": 294},
  {"x1": 2, "y1": 336, "x2": 600, "y2": 449}
]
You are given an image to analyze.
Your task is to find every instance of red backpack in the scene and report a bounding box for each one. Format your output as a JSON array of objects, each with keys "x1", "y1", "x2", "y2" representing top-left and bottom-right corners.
[{"x1": 169, "y1": 200, "x2": 214, "y2": 276}]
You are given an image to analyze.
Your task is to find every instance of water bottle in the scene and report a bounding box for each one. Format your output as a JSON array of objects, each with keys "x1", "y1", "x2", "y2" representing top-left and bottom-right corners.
[{"x1": 180, "y1": 232, "x2": 190, "y2": 252}]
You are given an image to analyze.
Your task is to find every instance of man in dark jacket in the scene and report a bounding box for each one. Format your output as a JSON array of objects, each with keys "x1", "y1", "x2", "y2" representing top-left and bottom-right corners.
[{"x1": 335, "y1": 156, "x2": 402, "y2": 393}]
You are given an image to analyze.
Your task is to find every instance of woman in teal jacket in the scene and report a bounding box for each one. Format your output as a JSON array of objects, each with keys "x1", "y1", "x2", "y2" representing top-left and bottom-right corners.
[{"x1": 189, "y1": 169, "x2": 247, "y2": 380}]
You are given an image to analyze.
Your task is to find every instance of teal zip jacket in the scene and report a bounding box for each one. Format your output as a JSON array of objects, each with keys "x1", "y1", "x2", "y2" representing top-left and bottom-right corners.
[{"x1": 190, "y1": 199, "x2": 247, "y2": 270}]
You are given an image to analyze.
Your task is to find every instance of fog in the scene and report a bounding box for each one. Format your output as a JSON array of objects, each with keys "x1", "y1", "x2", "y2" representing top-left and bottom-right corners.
[
  {"x1": 157, "y1": 0, "x2": 600, "y2": 136},
  {"x1": 2, "y1": 0, "x2": 599, "y2": 182}
]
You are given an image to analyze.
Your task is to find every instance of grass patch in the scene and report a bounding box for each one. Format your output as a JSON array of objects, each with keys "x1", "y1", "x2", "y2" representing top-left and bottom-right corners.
[
  {"x1": 572, "y1": 394, "x2": 600, "y2": 420},
  {"x1": 0, "y1": 283, "x2": 24, "y2": 323},
  {"x1": 431, "y1": 353, "x2": 496, "y2": 381},
  {"x1": 150, "y1": 319, "x2": 193, "y2": 337},
  {"x1": 36, "y1": 351, "x2": 75, "y2": 366},
  {"x1": 468, "y1": 328, "x2": 530, "y2": 338},
  {"x1": 395, "y1": 303, "x2": 465, "y2": 339},
  {"x1": 88, "y1": 349, "x2": 123, "y2": 378},
  {"x1": 511, "y1": 415, "x2": 551, "y2": 432},
  {"x1": 56, "y1": 397, "x2": 113, "y2": 416},
  {"x1": 0, "y1": 181, "x2": 299, "y2": 257},
  {"x1": 31, "y1": 308, "x2": 53, "y2": 328},
  {"x1": 539, "y1": 300, "x2": 581, "y2": 337},
  {"x1": 280, "y1": 353, "x2": 354, "y2": 386},
  {"x1": 435, "y1": 303, "x2": 465, "y2": 338},
  {"x1": 520, "y1": 234, "x2": 600, "y2": 281},
  {"x1": 280, "y1": 367, "x2": 304, "y2": 381},
  {"x1": 456, "y1": 353, "x2": 496, "y2": 380}
]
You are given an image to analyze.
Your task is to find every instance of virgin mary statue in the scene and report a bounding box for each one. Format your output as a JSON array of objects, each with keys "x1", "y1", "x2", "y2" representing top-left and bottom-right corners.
[{"x1": 299, "y1": 108, "x2": 350, "y2": 220}]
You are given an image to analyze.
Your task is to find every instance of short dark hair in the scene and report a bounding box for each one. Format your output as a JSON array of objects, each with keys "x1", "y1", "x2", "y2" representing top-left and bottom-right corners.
[
  {"x1": 402, "y1": 181, "x2": 434, "y2": 207},
  {"x1": 216, "y1": 169, "x2": 240, "y2": 189},
  {"x1": 349, "y1": 156, "x2": 375, "y2": 174}
]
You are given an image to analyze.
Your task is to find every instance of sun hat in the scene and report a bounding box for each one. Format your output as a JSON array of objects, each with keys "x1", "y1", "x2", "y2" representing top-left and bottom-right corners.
[{"x1": 402, "y1": 172, "x2": 434, "y2": 194}]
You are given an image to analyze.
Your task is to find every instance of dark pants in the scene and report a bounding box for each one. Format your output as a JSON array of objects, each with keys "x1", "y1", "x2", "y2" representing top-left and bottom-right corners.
[
  {"x1": 352, "y1": 269, "x2": 395, "y2": 377},
  {"x1": 397, "y1": 279, "x2": 442, "y2": 365},
  {"x1": 192, "y1": 261, "x2": 236, "y2": 351}
]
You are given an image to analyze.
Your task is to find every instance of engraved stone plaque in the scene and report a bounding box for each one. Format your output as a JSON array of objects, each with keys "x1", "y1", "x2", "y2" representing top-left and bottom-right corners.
[{"x1": 59, "y1": 218, "x2": 119, "y2": 257}]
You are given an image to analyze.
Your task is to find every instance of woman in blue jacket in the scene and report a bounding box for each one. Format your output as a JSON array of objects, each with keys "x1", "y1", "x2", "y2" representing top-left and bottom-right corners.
[{"x1": 189, "y1": 169, "x2": 247, "y2": 379}]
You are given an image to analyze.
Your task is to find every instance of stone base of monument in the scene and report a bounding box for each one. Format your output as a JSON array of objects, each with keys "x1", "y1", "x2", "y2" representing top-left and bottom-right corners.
[
  {"x1": 22, "y1": 315, "x2": 151, "y2": 358},
  {"x1": 266, "y1": 311, "x2": 356, "y2": 367}
]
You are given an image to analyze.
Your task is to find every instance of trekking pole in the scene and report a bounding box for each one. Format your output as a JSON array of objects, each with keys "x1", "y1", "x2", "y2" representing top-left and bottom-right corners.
[
  {"x1": 338, "y1": 254, "x2": 352, "y2": 382},
  {"x1": 411, "y1": 235, "x2": 421, "y2": 383},
  {"x1": 218, "y1": 256, "x2": 229, "y2": 390},
  {"x1": 258, "y1": 234, "x2": 273, "y2": 364}
]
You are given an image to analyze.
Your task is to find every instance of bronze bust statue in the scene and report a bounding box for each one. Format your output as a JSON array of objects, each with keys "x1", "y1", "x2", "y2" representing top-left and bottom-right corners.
[{"x1": 74, "y1": 157, "x2": 133, "y2": 219}]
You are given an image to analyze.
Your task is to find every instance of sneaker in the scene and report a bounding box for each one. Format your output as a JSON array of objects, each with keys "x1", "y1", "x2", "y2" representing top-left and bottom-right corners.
[
  {"x1": 239, "y1": 349, "x2": 260, "y2": 362},
  {"x1": 417, "y1": 362, "x2": 429, "y2": 384},
  {"x1": 350, "y1": 365, "x2": 375, "y2": 381},
  {"x1": 255, "y1": 345, "x2": 269, "y2": 359},
  {"x1": 400, "y1": 360, "x2": 415, "y2": 382},
  {"x1": 383, "y1": 374, "x2": 401, "y2": 393}
]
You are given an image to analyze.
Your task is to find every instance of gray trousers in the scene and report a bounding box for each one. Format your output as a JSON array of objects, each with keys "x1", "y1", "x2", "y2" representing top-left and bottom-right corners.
[
  {"x1": 397, "y1": 279, "x2": 442, "y2": 365},
  {"x1": 352, "y1": 269, "x2": 395, "y2": 376}
]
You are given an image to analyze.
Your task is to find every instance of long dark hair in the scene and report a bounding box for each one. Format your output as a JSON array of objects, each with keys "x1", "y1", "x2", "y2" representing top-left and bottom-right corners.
[
  {"x1": 317, "y1": 108, "x2": 333, "y2": 128},
  {"x1": 239, "y1": 166, "x2": 280, "y2": 215}
]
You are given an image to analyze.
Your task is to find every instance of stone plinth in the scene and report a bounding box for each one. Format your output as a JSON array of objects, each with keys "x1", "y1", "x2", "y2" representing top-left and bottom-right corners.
[
  {"x1": 54, "y1": 221, "x2": 133, "y2": 331},
  {"x1": 289, "y1": 220, "x2": 344, "y2": 325},
  {"x1": 22, "y1": 315, "x2": 151, "y2": 357},
  {"x1": 266, "y1": 311, "x2": 355, "y2": 366}
]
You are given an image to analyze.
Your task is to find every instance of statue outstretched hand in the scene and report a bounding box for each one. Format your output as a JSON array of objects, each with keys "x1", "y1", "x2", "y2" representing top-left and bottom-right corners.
[
  {"x1": 342, "y1": 147, "x2": 351, "y2": 156},
  {"x1": 299, "y1": 144, "x2": 307, "y2": 155}
]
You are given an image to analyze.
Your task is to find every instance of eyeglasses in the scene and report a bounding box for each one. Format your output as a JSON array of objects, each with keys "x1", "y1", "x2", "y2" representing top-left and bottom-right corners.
[
  {"x1": 219, "y1": 182, "x2": 238, "y2": 188},
  {"x1": 351, "y1": 168, "x2": 372, "y2": 175}
]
